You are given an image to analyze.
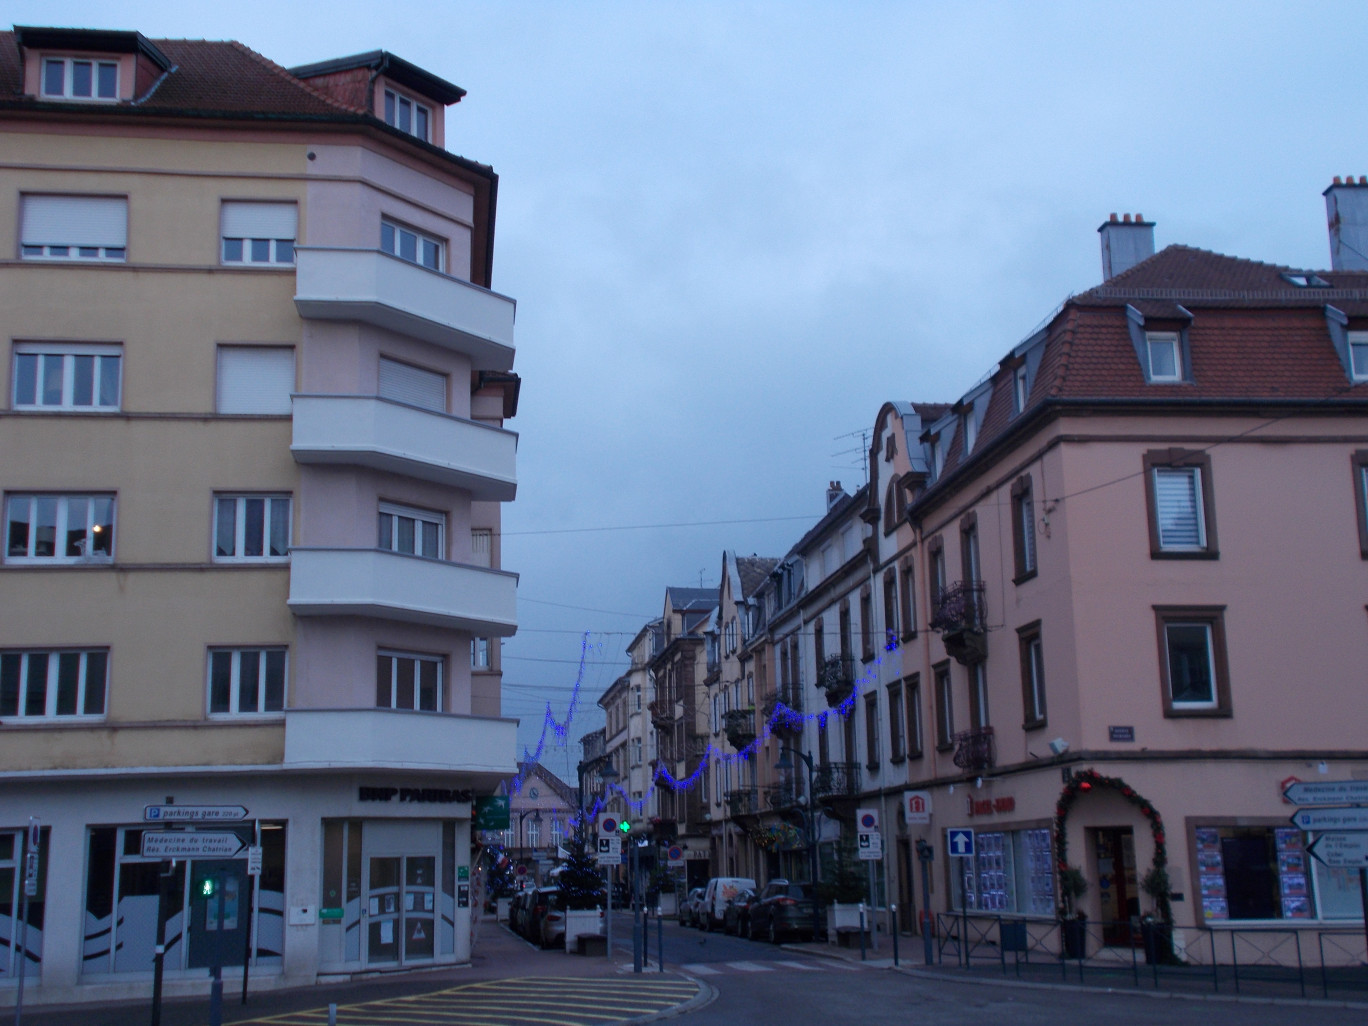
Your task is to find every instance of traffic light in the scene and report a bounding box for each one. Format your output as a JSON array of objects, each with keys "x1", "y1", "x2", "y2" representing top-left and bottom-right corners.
[{"x1": 198, "y1": 874, "x2": 217, "y2": 897}]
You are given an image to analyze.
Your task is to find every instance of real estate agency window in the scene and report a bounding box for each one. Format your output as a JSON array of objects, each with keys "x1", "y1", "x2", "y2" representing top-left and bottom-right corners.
[
  {"x1": 220, "y1": 201, "x2": 296, "y2": 265},
  {"x1": 12, "y1": 343, "x2": 121, "y2": 411},
  {"x1": 42, "y1": 57, "x2": 118, "y2": 100},
  {"x1": 376, "y1": 651, "x2": 442, "y2": 711},
  {"x1": 1155, "y1": 606, "x2": 1231, "y2": 716},
  {"x1": 214, "y1": 494, "x2": 290, "y2": 561},
  {"x1": 1143, "y1": 449, "x2": 1218, "y2": 558},
  {"x1": 1017, "y1": 622, "x2": 1046, "y2": 729},
  {"x1": 208, "y1": 648, "x2": 286, "y2": 715},
  {"x1": 0, "y1": 649, "x2": 108, "y2": 718},
  {"x1": 950, "y1": 828, "x2": 1055, "y2": 915},
  {"x1": 380, "y1": 218, "x2": 443, "y2": 271},
  {"x1": 20, "y1": 194, "x2": 126, "y2": 261},
  {"x1": 384, "y1": 89, "x2": 431, "y2": 141},
  {"x1": 378, "y1": 502, "x2": 444, "y2": 559},
  {"x1": 1010, "y1": 474, "x2": 1037, "y2": 582},
  {"x1": 5, "y1": 494, "x2": 114, "y2": 562},
  {"x1": 1192, "y1": 824, "x2": 1362, "y2": 921}
]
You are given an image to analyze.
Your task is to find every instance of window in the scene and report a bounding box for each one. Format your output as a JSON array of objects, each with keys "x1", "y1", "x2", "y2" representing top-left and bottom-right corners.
[
  {"x1": 951, "y1": 828, "x2": 1054, "y2": 914},
  {"x1": 12, "y1": 343, "x2": 121, "y2": 411},
  {"x1": 905, "y1": 675, "x2": 923, "y2": 759},
  {"x1": 526, "y1": 818, "x2": 540, "y2": 848},
  {"x1": 1155, "y1": 606, "x2": 1230, "y2": 717},
  {"x1": 899, "y1": 558, "x2": 916, "y2": 640},
  {"x1": 378, "y1": 502, "x2": 444, "y2": 559},
  {"x1": 633, "y1": 738, "x2": 643, "y2": 764},
  {"x1": 41, "y1": 57, "x2": 118, "y2": 100},
  {"x1": 208, "y1": 648, "x2": 286, "y2": 715},
  {"x1": 214, "y1": 494, "x2": 290, "y2": 561},
  {"x1": 376, "y1": 651, "x2": 442, "y2": 711},
  {"x1": 882, "y1": 571, "x2": 899, "y2": 646},
  {"x1": 1348, "y1": 332, "x2": 1368, "y2": 381},
  {"x1": 549, "y1": 817, "x2": 564, "y2": 847},
  {"x1": 1013, "y1": 363, "x2": 1029, "y2": 413},
  {"x1": 378, "y1": 356, "x2": 445, "y2": 412},
  {"x1": 933, "y1": 662, "x2": 954, "y2": 750},
  {"x1": 960, "y1": 513, "x2": 981, "y2": 583},
  {"x1": 216, "y1": 347, "x2": 294, "y2": 414},
  {"x1": 6, "y1": 494, "x2": 114, "y2": 562},
  {"x1": 1143, "y1": 450, "x2": 1217, "y2": 558},
  {"x1": 928, "y1": 538, "x2": 946, "y2": 609},
  {"x1": 220, "y1": 201, "x2": 296, "y2": 265},
  {"x1": 1018, "y1": 622, "x2": 1046, "y2": 728},
  {"x1": 1011, "y1": 475, "x2": 1037, "y2": 581},
  {"x1": 0, "y1": 649, "x2": 107, "y2": 718},
  {"x1": 381, "y1": 219, "x2": 442, "y2": 271},
  {"x1": 962, "y1": 411, "x2": 977, "y2": 455},
  {"x1": 968, "y1": 663, "x2": 989, "y2": 730},
  {"x1": 21, "y1": 194, "x2": 126, "y2": 261},
  {"x1": 887, "y1": 683, "x2": 905, "y2": 761},
  {"x1": 471, "y1": 528, "x2": 492, "y2": 568},
  {"x1": 1351, "y1": 452, "x2": 1368, "y2": 559},
  {"x1": 471, "y1": 638, "x2": 490, "y2": 669},
  {"x1": 1191, "y1": 824, "x2": 1359, "y2": 921},
  {"x1": 859, "y1": 587, "x2": 874, "y2": 661},
  {"x1": 384, "y1": 89, "x2": 431, "y2": 141},
  {"x1": 864, "y1": 693, "x2": 880, "y2": 770},
  {"x1": 1146, "y1": 332, "x2": 1182, "y2": 382}
]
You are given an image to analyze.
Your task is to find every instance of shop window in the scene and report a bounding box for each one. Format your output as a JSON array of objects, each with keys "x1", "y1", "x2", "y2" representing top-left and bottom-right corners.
[
  {"x1": 0, "y1": 826, "x2": 48, "y2": 978},
  {"x1": 950, "y1": 827, "x2": 1054, "y2": 915},
  {"x1": 1190, "y1": 825, "x2": 1356, "y2": 921}
]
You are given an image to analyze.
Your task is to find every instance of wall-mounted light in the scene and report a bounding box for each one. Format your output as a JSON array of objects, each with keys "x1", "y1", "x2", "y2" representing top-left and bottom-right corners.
[{"x1": 1048, "y1": 738, "x2": 1070, "y2": 756}]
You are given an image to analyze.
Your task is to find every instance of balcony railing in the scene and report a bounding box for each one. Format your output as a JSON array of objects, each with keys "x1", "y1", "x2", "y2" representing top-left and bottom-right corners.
[
  {"x1": 930, "y1": 580, "x2": 987, "y2": 664},
  {"x1": 293, "y1": 247, "x2": 516, "y2": 371},
  {"x1": 291, "y1": 394, "x2": 517, "y2": 501},
  {"x1": 648, "y1": 698, "x2": 675, "y2": 731},
  {"x1": 811, "y1": 761, "x2": 861, "y2": 800},
  {"x1": 761, "y1": 690, "x2": 804, "y2": 738},
  {"x1": 726, "y1": 788, "x2": 762, "y2": 817},
  {"x1": 765, "y1": 782, "x2": 803, "y2": 810},
  {"x1": 952, "y1": 725, "x2": 996, "y2": 772},
  {"x1": 816, "y1": 655, "x2": 855, "y2": 707}
]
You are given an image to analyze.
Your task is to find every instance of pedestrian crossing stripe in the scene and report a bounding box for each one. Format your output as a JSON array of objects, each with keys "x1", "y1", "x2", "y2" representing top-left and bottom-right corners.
[{"x1": 230, "y1": 976, "x2": 700, "y2": 1026}]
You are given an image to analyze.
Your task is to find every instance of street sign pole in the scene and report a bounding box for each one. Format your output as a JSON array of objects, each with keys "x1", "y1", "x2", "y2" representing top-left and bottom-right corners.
[{"x1": 13, "y1": 817, "x2": 37, "y2": 1026}]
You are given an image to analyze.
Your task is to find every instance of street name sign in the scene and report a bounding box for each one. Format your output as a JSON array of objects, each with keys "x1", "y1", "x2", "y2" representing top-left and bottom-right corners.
[
  {"x1": 1306, "y1": 833, "x2": 1368, "y2": 868},
  {"x1": 1282, "y1": 780, "x2": 1368, "y2": 807},
  {"x1": 141, "y1": 831, "x2": 247, "y2": 859},
  {"x1": 948, "y1": 828, "x2": 975, "y2": 858},
  {"x1": 1290, "y1": 807, "x2": 1368, "y2": 831},
  {"x1": 144, "y1": 804, "x2": 248, "y2": 822}
]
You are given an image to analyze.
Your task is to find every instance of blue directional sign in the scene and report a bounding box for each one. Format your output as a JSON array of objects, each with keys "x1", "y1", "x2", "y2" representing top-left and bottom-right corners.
[{"x1": 948, "y1": 828, "x2": 975, "y2": 858}]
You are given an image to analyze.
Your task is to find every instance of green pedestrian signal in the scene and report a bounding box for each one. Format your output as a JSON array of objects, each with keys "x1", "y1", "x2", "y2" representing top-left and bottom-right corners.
[{"x1": 199, "y1": 876, "x2": 216, "y2": 897}]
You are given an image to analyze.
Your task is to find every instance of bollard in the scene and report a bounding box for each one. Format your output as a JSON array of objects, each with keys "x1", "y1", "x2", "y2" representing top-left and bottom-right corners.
[
  {"x1": 859, "y1": 903, "x2": 867, "y2": 962},
  {"x1": 328, "y1": 1003, "x2": 337, "y2": 1026},
  {"x1": 891, "y1": 905, "x2": 899, "y2": 967},
  {"x1": 657, "y1": 910, "x2": 664, "y2": 972}
]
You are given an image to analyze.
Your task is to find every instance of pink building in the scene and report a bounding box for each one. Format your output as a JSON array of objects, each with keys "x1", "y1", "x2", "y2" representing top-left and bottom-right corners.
[{"x1": 865, "y1": 198, "x2": 1368, "y2": 962}]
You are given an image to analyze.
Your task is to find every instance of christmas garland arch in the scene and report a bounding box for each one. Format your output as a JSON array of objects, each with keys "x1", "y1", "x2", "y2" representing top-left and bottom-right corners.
[{"x1": 1054, "y1": 768, "x2": 1172, "y2": 922}]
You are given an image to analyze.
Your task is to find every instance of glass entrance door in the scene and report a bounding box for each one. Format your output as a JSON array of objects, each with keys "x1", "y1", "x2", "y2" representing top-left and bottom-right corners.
[
  {"x1": 1092, "y1": 827, "x2": 1138, "y2": 946},
  {"x1": 365, "y1": 855, "x2": 436, "y2": 966}
]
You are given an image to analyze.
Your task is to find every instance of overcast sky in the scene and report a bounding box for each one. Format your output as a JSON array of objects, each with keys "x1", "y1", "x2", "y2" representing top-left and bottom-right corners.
[{"x1": 18, "y1": 1, "x2": 1368, "y2": 785}]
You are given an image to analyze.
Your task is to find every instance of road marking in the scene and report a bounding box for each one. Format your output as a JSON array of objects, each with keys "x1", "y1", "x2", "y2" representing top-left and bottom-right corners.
[
  {"x1": 680, "y1": 962, "x2": 722, "y2": 974},
  {"x1": 773, "y1": 959, "x2": 822, "y2": 970},
  {"x1": 725, "y1": 960, "x2": 773, "y2": 972}
]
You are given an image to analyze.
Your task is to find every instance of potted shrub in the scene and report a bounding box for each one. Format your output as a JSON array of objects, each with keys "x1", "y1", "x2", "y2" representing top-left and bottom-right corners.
[
  {"x1": 1139, "y1": 864, "x2": 1175, "y2": 965},
  {"x1": 1057, "y1": 865, "x2": 1088, "y2": 959},
  {"x1": 558, "y1": 828, "x2": 605, "y2": 951},
  {"x1": 819, "y1": 840, "x2": 869, "y2": 944}
]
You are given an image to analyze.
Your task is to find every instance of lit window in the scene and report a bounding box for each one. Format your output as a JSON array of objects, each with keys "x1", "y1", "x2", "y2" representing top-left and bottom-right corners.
[
  {"x1": 376, "y1": 651, "x2": 442, "y2": 711},
  {"x1": 378, "y1": 502, "x2": 444, "y2": 559},
  {"x1": 383, "y1": 89, "x2": 431, "y2": 141},
  {"x1": 21, "y1": 195, "x2": 126, "y2": 261},
  {"x1": 221, "y1": 201, "x2": 297, "y2": 265},
  {"x1": 0, "y1": 649, "x2": 108, "y2": 719},
  {"x1": 208, "y1": 648, "x2": 286, "y2": 715},
  {"x1": 381, "y1": 219, "x2": 442, "y2": 271},
  {"x1": 12, "y1": 344, "x2": 121, "y2": 411},
  {"x1": 214, "y1": 494, "x2": 290, "y2": 561},
  {"x1": 1146, "y1": 332, "x2": 1182, "y2": 382},
  {"x1": 41, "y1": 58, "x2": 118, "y2": 100},
  {"x1": 5, "y1": 494, "x2": 114, "y2": 562}
]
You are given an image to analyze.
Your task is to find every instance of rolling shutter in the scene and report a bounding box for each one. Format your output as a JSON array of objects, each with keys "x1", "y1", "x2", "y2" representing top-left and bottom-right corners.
[
  {"x1": 221, "y1": 201, "x2": 297, "y2": 239},
  {"x1": 217, "y1": 347, "x2": 295, "y2": 414},
  {"x1": 379, "y1": 357, "x2": 445, "y2": 412},
  {"x1": 21, "y1": 195, "x2": 127, "y2": 248}
]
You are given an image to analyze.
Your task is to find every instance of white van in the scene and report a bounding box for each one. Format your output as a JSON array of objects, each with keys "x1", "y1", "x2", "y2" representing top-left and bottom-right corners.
[{"x1": 698, "y1": 876, "x2": 756, "y2": 931}]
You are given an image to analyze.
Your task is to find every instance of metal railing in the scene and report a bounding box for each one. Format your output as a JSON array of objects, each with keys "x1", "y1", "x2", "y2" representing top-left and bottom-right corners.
[
  {"x1": 725, "y1": 788, "x2": 762, "y2": 816},
  {"x1": 811, "y1": 761, "x2": 861, "y2": 799},
  {"x1": 951, "y1": 725, "x2": 995, "y2": 771}
]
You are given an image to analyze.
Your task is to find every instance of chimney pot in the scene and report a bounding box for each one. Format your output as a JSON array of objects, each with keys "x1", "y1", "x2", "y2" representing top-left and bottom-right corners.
[
  {"x1": 1135, "y1": 213, "x2": 1145, "y2": 223},
  {"x1": 1098, "y1": 212, "x2": 1156, "y2": 280},
  {"x1": 1360, "y1": 176, "x2": 1367, "y2": 185},
  {"x1": 1122, "y1": 213, "x2": 1131, "y2": 223},
  {"x1": 1334, "y1": 176, "x2": 1343, "y2": 185},
  {"x1": 1109, "y1": 212, "x2": 1119, "y2": 222}
]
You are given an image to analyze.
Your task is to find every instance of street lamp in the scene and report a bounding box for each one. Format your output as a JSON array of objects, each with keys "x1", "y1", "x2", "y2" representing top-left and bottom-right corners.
[{"x1": 775, "y1": 746, "x2": 821, "y2": 942}]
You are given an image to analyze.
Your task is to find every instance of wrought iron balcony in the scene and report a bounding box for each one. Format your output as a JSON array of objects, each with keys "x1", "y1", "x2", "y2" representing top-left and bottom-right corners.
[
  {"x1": 816, "y1": 655, "x2": 855, "y2": 707},
  {"x1": 952, "y1": 725, "x2": 996, "y2": 772},
  {"x1": 930, "y1": 580, "x2": 987, "y2": 665},
  {"x1": 726, "y1": 787, "x2": 762, "y2": 817},
  {"x1": 723, "y1": 707, "x2": 756, "y2": 750},
  {"x1": 761, "y1": 691, "x2": 804, "y2": 738},
  {"x1": 765, "y1": 782, "x2": 803, "y2": 810},
  {"x1": 811, "y1": 761, "x2": 861, "y2": 801},
  {"x1": 648, "y1": 698, "x2": 675, "y2": 731}
]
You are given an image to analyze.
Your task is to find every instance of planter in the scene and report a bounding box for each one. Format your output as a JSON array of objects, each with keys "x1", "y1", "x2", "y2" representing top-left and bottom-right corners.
[
  {"x1": 656, "y1": 892, "x2": 677, "y2": 916},
  {"x1": 496, "y1": 896, "x2": 512, "y2": 922},
  {"x1": 564, "y1": 908, "x2": 603, "y2": 951},
  {"x1": 1141, "y1": 919, "x2": 1174, "y2": 965},
  {"x1": 1060, "y1": 916, "x2": 1087, "y2": 959},
  {"x1": 826, "y1": 902, "x2": 872, "y2": 945}
]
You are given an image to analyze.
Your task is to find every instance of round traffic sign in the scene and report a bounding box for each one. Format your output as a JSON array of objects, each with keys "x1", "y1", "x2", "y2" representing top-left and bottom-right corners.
[
  {"x1": 667, "y1": 845, "x2": 683, "y2": 861},
  {"x1": 516, "y1": 864, "x2": 527, "y2": 876},
  {"x1": 860, "y1": 812, "x2": 878, "y2": 829}
]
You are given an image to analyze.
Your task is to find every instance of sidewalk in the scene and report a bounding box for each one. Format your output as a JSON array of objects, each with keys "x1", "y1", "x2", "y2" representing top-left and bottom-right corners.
[{"x1": 14, "y1": 914, "x2": 659, "y2": 1026}]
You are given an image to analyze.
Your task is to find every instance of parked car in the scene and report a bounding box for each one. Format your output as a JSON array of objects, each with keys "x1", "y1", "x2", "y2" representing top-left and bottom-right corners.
[
  {"x1": 697, "y1": 876, "x2": 756, "y2": 931},
  {"x1": 523, "y1": 885, "x2": 560, "y2": 943},
  {"x1": 722, "y1": 888, "x2": 758, "y2": 936},
  {"x1": 679, "y1": 886, "x2": 706, "y2": 927},
  {"x1": 508, "y1": 887, "x2": 535, "y2": 936},
  {"x1": 748, "y1": 879, "x2": 818, "y2": 943},
  {"x1": 538, "y1": 888, "x2": 567, "y2": 948}
]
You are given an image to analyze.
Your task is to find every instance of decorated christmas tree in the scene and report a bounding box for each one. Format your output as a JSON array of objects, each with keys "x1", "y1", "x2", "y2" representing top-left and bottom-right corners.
[{"x1": 558, "y1": 820, "x2": 606, "y2": 910}]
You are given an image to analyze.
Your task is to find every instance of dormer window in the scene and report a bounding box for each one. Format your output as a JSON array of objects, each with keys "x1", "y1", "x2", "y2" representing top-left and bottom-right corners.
[
  {"x1": 1145, "y1": 332, "x2": 1182, "y2": 382},
  {"x1": 1349, "y1": 332, "x2": 1368, "y2": 381},
  {"x1": 1013, "y1": 364, "x2": 1029, "y2": 413},
  {"x1": 1281, "y1": 272, "x2": 1331, "y2": 289},
  {"x1": 384, "y1": 89, "x2": 431, "y2": 142},
  {"x1": 42, "y1": 57, "x2": 119, "y2": 101},
  {"x1": 962, "y1": 412, "x2": 977, "y2": 455}
]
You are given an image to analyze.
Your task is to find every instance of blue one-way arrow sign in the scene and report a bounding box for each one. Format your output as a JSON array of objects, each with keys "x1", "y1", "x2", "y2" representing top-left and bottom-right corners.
[{"x1": 948, "y1": 828, "x2": 975, "y2": 858}]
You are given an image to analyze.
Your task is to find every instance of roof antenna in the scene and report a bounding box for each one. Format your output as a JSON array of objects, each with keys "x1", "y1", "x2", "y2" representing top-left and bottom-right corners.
[{"x1": 698, "y1": 569, "x2": 707, "y2": 588}]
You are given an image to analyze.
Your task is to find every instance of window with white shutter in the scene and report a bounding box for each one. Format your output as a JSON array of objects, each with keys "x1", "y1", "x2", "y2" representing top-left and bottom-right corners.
[
  {"x1": 221, "y1": 201, "x2": 297, "y2": 264},
  {"x1": 1144, "y1": 450, "x2": 1217, "y2": 558},
  {"x1": 378, "y1": 356, "x2": 445, "y2": 412},
  {"x1": 216, "y1": 347, "x2": 294, "y2": 414},
  {"x1": 21, "y1": 195, "x2": 127, "y2": 261}
]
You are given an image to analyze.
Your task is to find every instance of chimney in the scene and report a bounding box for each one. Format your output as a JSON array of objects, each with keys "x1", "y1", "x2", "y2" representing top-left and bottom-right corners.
[
  {"x1": 1098, "y1": 212, "x2": 1156, "y2": 280},
  {"x1": 1325, "y1": 176, "x2": 1368, "y2": 271},
  {"x1": 826, "y1": 481, "x2": 844, "y2": 510}
]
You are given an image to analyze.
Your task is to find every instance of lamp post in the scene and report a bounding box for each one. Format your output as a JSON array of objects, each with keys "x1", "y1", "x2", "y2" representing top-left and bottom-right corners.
[
  {"x1": 515, "y1": 809, "x2": 542, "y2": 881},
  {"x1": 775, "y1": 746, "x2": 821, "y2": 942}
]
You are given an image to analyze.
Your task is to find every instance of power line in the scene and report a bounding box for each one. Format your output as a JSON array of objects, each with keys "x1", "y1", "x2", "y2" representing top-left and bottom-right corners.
[{"x1": 499, "y1": 513, "x2": 820, "y2": 538}]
